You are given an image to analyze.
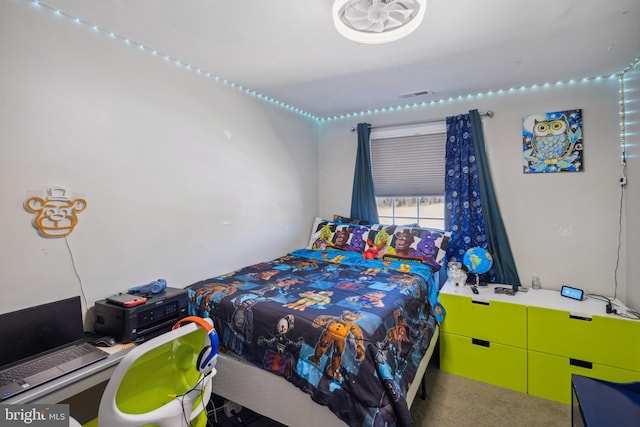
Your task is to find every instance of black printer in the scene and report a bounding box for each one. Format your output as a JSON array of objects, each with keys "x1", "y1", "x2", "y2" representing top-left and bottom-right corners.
[{"x1": 94, "y1": 287, "x2": 188, "y2": 343}]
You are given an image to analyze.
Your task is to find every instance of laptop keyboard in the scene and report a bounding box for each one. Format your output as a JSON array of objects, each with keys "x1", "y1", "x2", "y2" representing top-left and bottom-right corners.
[{"x1": 0, "y1": 343, "x2": 96, "y2": 386}]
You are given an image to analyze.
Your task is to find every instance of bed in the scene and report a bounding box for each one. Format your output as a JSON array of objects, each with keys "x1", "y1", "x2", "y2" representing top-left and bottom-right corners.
[{"x1": 185, "y1": 219, "x2": 450, "y2": 427}]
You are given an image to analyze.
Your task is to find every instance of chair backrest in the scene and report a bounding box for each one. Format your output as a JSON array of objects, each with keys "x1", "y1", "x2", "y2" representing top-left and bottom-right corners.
[{"x1": 98, "y1": 319, "x2": 216, "y2": 427}]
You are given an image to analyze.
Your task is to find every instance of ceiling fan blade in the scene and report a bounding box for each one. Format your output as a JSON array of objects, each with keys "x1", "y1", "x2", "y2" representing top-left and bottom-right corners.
[
  {"x1": 348, "y1": 17, "x2": 377, "y2": 30},
  {"x1": 368, "y1": 21, "x2": 385, "y2": 33},
  {"x1": 385, "y1": 16, "x2": 405, "y2": 29},
  {"x1": 347, "y1": 0, "x2": 373, "y2": 15},
  {"x1": 388, "y1": 7, "x2": 414, "y2": 19},
  {"x1": 344, "y1": 8, "x2": 367, "y2": 22}
]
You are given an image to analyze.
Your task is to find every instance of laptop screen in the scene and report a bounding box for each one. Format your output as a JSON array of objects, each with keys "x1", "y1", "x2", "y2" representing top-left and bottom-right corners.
[{"x1": 0, "y1": 296, "x2": 84, "y2": 369}]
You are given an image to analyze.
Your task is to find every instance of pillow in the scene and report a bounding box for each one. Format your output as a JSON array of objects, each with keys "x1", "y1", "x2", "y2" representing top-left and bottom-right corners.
[
  {"x1": 333, "y1": 214, "x2": 367, "y2": 225},
  {"x1": 307, "y1": 217, "x2": 327, "y2": 248},
  {"x1": 365, "y1": 224, "x2": 451, "y2": 271},
  {"x1": 307, "y1": 218, "x2": 370, "y2": 253}
]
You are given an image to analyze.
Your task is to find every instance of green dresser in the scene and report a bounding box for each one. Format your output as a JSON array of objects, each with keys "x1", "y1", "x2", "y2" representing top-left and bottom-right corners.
[
  {"x1": 439, "y1": 282, "x2": 640, "y2": 403},
  {"x1": 528, "y1": 305, "x2": 640, "y2": 403},
  {"x1": 440, "y1": 289, "x2": 527, "y2": 392}
]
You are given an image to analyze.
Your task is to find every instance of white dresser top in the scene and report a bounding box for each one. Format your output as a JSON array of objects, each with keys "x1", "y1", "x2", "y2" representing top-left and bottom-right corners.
[{"x1": 440, "y1": 280, "x2": 638, "y2": 321}]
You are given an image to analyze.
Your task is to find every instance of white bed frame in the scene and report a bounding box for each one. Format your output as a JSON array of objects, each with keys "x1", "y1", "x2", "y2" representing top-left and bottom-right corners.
[{"x1": 210, "y1": 325, "x2": 439, "y2": 427}]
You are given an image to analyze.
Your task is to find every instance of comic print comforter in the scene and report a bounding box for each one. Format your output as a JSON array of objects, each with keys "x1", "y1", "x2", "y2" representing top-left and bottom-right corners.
[{"x1": 186, "y1": 248, "x2": 443, "y2": 427}]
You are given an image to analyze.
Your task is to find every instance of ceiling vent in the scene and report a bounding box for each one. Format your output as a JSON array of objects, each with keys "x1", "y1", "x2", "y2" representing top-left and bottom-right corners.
[
  {"x1": 333, "y1": 0, "x2": 427, "y2": 44},
  {"x1": 398, "y1": 90, "x2": 432, "y2": 99}
]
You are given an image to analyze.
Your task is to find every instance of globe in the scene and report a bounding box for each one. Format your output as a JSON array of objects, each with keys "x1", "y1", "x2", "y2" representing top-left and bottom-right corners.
[{"x1": 463, "y1": 247, "x2": 493, "y2": 286}]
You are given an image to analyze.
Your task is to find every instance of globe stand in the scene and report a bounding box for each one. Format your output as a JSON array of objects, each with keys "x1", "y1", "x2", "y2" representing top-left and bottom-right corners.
[
  {"x1": 471, "y1": 273, "x2": 489, "y2": 287},
  {"x1": 472, "y1": 273, "x2": 482, "y2": 287}
]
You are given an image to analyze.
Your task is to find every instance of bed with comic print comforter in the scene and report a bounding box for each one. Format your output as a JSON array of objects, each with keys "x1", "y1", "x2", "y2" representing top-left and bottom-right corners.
[{"x1": 186, "y1": 248, "x2": 443, "y2": 427}]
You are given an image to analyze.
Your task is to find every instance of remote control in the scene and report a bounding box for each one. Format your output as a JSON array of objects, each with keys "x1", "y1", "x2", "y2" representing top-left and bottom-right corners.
[{"x1": 471, "y1": 285, "x2": 479, "y2": 294}]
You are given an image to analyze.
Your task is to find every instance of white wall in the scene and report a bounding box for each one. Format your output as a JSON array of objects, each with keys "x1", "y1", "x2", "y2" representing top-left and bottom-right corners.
[
  {"x1": 0, "y1": 1, "x2": 319, "y2": 320},
  {"x1": 2, "y1": 0, "x2": 637, "y2": 320},
  {"x1": 319, "y1": 76, "x2": 637, "y2": 310}
]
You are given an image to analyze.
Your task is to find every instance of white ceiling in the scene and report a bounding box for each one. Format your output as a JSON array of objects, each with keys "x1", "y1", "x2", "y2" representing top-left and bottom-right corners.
[{"x1": 39, "y1": 0, "x2": 640, "y2": 119}]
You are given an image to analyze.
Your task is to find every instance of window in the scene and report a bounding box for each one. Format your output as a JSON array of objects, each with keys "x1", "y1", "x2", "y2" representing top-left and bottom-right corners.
[
  {"x1": 370, "y1": 122, "x2": 446, "y2": 229},
  {"x1": 376, "y1": 196, "x2": 445, "y2": 229}
]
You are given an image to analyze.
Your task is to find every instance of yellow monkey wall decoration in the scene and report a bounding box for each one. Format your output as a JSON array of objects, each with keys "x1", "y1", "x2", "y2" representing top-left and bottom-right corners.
[{"x1": 26, "y1": 186, "x2": 87, "y2": 237}]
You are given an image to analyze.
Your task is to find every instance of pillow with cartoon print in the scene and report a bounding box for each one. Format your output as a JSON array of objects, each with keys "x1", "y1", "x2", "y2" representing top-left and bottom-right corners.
[
  {"x1": 307, "y1": 218, "x2": 370, "y2": 254},
  {"x1": 365, "y1": 224, "x2": 451, "y2": 271}
]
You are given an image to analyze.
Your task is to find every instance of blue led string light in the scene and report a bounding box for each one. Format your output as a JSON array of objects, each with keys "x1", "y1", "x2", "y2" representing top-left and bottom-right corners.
[
  {"x1": 27, "y1": 0, "x2": 319, "y2": 121},
  {"x1": 618, "y1": 56, "x2": 640, "y2": 163},
  {"x1": 318, "y1": 71, "x2": 636, "y2": 123},
  {"x1": 26, "y1": 1, "x2": 639, "y2": 127},
  {"x1": 620, "y1": 75, "x2": 627, "y2": 164}
]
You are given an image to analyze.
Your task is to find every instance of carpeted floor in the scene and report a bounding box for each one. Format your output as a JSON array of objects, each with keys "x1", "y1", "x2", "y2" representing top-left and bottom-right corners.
[{"x1": 410, "y1": 365, "x2": 571, "y2": 427}]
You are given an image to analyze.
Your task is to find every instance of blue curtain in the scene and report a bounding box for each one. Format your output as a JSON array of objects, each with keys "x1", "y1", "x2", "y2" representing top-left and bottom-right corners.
[
  {"x1": 445, "y1": 110, "x2": 521, "y2": 285},
  {"x1": 350, "y1": 123, "x2": 379, "y2": 224}
]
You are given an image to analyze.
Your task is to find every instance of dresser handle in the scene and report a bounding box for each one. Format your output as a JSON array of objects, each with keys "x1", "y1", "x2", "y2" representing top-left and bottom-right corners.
[
  {"x1": 471, "y1": 300, "x2": 489, "y2": 306},
  {"x1": 472, "y1": 338, "x2": 490, "y2": 347},
  {"x1": 569, "y1": 314, "x2": 592, "y2": 321},
  {"x1": 570, "y1": 358, "x2": 593, "y2": 369}
]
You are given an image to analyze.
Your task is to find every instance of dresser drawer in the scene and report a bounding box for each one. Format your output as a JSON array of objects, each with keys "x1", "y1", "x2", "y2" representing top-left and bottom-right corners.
[
  {"x1": 528, "y1": 350, "x2": 640, "y2": 404},
  {"x1": 528, "y1": 306, "x2": 640, "y2": 371},
  {"x1": 440, "y1": 293, "x2": 527, "y2": 348},
  {"x1": 440, "y1": 332, "x2": 527, "y2": 392}
]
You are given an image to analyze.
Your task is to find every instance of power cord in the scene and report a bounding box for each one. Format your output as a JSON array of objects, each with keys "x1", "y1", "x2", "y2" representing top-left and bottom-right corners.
[
  {"x1": 64, "y1": 235, "x2": 95, "y2": 327},
  {"x1": 588, "y1": 293, "x2": 640, "y2": 320},
  {"x1": 208, "y1": 400, "x2": 221, "y2": 425},
  {"x1": 176, "y1": 374, "x2": 211, "y2": 427},
  {"x1": 613, "y1": 166, "x2": 625, "y2": 302},
  {"x1": 230, "y1": 409, "x2": 247, "y2": 427}
]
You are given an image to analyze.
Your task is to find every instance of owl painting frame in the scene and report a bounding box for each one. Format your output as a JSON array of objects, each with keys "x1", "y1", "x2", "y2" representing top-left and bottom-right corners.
[{"x1": 522, "y1": 108, "x2": 583, "y2": 173}]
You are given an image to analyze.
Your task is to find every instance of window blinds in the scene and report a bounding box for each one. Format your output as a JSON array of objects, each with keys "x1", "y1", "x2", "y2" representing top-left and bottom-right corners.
[{"x1": 370, "y1": 130, "x2": 446, "y2": 197}]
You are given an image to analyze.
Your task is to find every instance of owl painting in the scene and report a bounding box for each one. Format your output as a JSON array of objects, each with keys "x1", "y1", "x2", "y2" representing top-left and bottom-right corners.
[{"x1": 522, "y1": 109, "x2": 583, "y2": 173}]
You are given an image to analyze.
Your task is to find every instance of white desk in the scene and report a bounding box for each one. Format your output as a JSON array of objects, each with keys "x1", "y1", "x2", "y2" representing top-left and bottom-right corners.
[{"x1": 3, "y1": 347, "x2": 131, "y2": 405}]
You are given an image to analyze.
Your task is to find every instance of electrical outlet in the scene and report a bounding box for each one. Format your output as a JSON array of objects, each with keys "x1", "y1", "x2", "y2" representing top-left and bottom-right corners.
[{"x1": 223, "y1": 400, "x2": 243, "y2": 418}]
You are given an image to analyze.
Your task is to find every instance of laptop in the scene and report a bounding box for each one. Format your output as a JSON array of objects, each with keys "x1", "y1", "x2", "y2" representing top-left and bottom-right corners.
[{"x1": 0, "y1": 296, "x2": 108, "y2": 401}]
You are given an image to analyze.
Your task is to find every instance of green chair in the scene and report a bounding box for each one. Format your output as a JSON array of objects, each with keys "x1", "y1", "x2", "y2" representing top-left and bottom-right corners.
[{"x1": 77, "y1": 317, "x2": 217, "y2": 427}]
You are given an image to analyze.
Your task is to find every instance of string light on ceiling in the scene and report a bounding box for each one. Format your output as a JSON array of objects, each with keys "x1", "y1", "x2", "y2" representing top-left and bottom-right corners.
[
  {"x1": 319, "y1": 74, "x2": 624, "y2": 122},
  {"x1": 24, "y1": 1, "x2": 639, "y2": 127},
  {"x1": 27, "y1": 0, "x2": 319, "y2": 121}
]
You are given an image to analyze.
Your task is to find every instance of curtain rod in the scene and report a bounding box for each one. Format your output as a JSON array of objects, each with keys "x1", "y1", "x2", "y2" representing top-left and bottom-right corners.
[{"x1": 350, "y1": 110, "x2": 494, "y2": 132}]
